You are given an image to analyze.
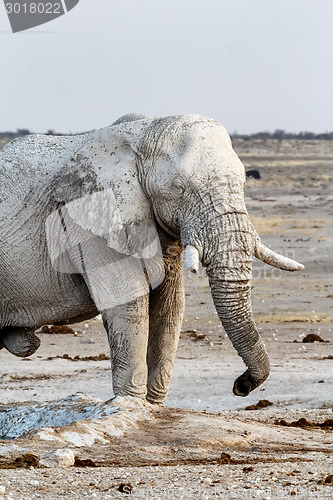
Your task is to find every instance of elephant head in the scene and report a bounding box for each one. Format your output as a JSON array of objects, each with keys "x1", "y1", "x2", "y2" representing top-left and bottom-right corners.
[{"x1": 55, "y1": 114, "x2": 303, "y2": 397}]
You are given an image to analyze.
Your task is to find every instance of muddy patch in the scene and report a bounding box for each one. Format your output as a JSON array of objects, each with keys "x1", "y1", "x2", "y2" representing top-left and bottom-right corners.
[
  {"x1": 245, "y1": 399, "x2": 273, "y2": 410},
  {"x1": 275, "y1": 418, "x2": 333, "y2": 430},
  {"x1": 0, "y1": 453, "x2": 39, "y2": 469},
  {"x1": 45, "y1": 353, "x2": 110, "y2": 362},
  {"x1": 0, "y1": 398, "x2": 332, "y2": 471},
  {"x1": 39, "y1": 325, "x2": 76, "y2": 335}
]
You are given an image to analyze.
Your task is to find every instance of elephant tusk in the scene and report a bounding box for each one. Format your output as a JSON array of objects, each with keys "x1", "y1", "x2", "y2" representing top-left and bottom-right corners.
[
  {"x1": 255, "y1": 243, "x2": 304, "y2": 271},
  {"x1": 184, "y1": 245, "x2": 200, "y2": 274}
]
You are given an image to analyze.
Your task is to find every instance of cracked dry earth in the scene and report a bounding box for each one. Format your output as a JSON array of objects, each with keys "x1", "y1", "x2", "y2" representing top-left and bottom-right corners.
[{"x1": 0, "y1": 139, "x2": 332, "y2": 499}]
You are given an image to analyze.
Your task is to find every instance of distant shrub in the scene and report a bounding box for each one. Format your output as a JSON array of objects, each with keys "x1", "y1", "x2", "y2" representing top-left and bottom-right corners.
[
  {"x1": 1, "y1": 127, "x2": 333, "y2": 145},
  {"x1": 231, "y1": 129, "x2": 333, "y2": 140}
]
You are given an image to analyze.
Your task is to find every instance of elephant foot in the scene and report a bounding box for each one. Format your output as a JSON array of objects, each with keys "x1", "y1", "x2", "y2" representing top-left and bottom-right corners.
[
  {"x1": 146, "y1": 385, "x2": 168, "y2": 405},
  {"x1": 146, "y1": 397, "x2": 165, "y2": 406},
  {"x1": 1, "y1": 328, "x2": 41, "y2": 357}
]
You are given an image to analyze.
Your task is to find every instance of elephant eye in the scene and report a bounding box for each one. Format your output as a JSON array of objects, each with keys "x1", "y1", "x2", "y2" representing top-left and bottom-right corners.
[{"x1": 171, "y1": 179, "x2": 185, "y2": 196}]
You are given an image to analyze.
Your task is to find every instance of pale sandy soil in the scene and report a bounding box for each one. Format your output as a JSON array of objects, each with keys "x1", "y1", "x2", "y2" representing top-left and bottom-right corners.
[{"x1": 0, "y1": 139, "x2": 332, "y2": 499}]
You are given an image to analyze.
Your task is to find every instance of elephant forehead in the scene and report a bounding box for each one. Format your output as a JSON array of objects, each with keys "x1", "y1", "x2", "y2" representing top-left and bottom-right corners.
[
  {"x1": 166, "y1": 123, "x2": 243, "y2": 176},
  {"x1": 178, "y1": 140, "x2": 245, "y2": 182}
]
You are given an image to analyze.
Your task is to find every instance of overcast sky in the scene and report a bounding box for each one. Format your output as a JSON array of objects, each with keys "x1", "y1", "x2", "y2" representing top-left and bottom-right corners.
[{"x1": 1, "y1": 0, "x2": 332, "y2": 134}]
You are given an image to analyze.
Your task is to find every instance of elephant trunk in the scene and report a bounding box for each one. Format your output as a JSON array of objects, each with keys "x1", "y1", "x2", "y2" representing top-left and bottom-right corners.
[
  {"x1": 182, "y1": 205, "x2": 304, "y2": 396},
  {"x1": 208, "y1": 274, "x2": 270, "y2": 396},
  {"x1": 184, "y1": 212, "x2": 270, "y2": 396}
]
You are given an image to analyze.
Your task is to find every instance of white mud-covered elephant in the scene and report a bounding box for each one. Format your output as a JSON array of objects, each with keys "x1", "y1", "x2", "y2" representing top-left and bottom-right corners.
[{"x1": 0, "y1": 113, "x2": 304, "y2": 404}]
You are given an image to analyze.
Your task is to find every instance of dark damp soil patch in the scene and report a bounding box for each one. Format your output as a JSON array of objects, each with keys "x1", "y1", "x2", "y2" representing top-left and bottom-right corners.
[
  {"x1": 10, "y1": 373, "x2": 56, "y2": 382},
  {"x1": 0, "y1": 453, "x2": 39, "y2": 469},
  {"x1": 275, "y1": 418, "x2": 333, "y2": 430},
  {"x1": 9, "y1": 372, "x2": 81, "y2": 382},
  {"x1": 189, "y1": 332, "x2": 207, "y2": 342},
  {"x1": 40, "y1": 325, "x2": 76, "y2": 334},
  {"x1": 84, "y1": 452, "x2": 315, "y2": 468},
  {"x1": 243, "y1": 466, "x2": 254, "y2": 472},
  {"x1": 45, "y1": 353, "x2": 110, "y2": 362},
  {"x1": 74, "y1": 457, "x2": 97, "y2": 467},
  {"x1": 118, "y1": 483, "x2": 133, "y2": 494},
  {"x1": 245, "y1": 400, "x2": 273, "y2": 410},
  {"x1": 181, "y1": 330, "x2": 208, "y2": 342},
  {"x1": 302, "y1": 333, "x2": 328, "y2": 343},
  {"x1": 95, "y1": 456, "x2": 314, "y2": 468},
  {"x1": 0, "y1": 452, "x2": 321, "y2": 470}
]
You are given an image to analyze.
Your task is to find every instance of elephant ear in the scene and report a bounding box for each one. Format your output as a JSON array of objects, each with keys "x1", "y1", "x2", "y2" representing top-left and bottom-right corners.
[{"x1": 53, "y1": 120, "x2": 161, "y2": 265}]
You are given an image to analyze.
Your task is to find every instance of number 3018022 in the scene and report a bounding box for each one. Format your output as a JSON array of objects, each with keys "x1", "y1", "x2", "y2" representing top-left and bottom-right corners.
[{"x1": 5, "y1": 3, "x2": 62, "y2": 14}]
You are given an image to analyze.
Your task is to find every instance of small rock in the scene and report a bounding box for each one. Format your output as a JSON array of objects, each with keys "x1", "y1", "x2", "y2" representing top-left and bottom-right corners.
[
  {"x1": 39, "y1": 449, "x2": 75, "y2": 468},
  {"x1": 189, "y1": 332, "x2": 206, "y2": 342},
  {"x1": 41, "y1": 325, "x2": 75, "y2": 334},
  {"x1": 303, "y1": 333, "x2": 325, "y2": 343},
  {"x1": 325, "y1": 474, "x2": 333, "y2": 484},
  {"x1": 118, "y1": 483, "x2": 133, "y2": 494},
  {"x1": 0, "y1": 453, "x2": 39, "y2": 469},
  {"x1": 245, "y1": 399, "x2": 272, "y2": 410},
  {"x1": 0, "y1": 486, "x2": 5, "y2": 497},
  {"x1": 249, "y1": 446, "x2": 261, "y2": 453},
  {"x1": 219, "y1": 452, "x2": 232, "y2": 464},
  {"x1": 74, "y1": 457, "x2": 97, "y2": 467}
]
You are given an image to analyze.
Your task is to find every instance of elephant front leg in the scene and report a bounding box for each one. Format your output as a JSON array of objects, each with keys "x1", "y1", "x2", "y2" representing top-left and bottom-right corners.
[
  {"x1": 102, "y1": 294, "x2": 149, "y2": 399},
  {"x1": 146, "y1": 243, "x2": 185, "y2": 404}
]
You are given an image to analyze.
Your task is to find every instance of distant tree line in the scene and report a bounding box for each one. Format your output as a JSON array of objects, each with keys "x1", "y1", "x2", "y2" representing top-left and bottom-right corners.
[
  {"x1": 1, "y1": 128, "x2": 333, "y2": 142},
  {"x1": 0, "y1": 128, "x2": 73, "y2": 140},
  {"x1": 231, "y1": 129, "x2": 333, "y2": 141},
  {"x1": 0, "y1": 128, "x2": 31, "y2": 140}
]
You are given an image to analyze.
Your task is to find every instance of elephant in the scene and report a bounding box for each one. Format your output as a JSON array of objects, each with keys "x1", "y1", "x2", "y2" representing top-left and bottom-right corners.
[
  {"x1": 246, "y1": 169, "x2": 261, "y2": 180},
  {"x1": 0, "y1": 113, "x2": 304, "y2": 404}
]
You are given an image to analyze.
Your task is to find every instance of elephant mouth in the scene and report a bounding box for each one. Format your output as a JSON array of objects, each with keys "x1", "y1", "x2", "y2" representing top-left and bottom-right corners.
[{"x1": 153, "y1": 212, "x2": 180, "y2": 239}]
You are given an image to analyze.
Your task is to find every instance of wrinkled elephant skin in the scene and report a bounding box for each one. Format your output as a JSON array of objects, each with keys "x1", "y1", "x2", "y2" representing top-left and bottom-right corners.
[{"x1": 0, "y1": 113, "x2": 304, "y2": 404}]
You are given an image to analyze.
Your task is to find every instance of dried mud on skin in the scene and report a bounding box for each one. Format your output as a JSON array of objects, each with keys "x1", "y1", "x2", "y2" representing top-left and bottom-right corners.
[{"x1": 0, "y1": 139, "x2": 332, "y2": 497}]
